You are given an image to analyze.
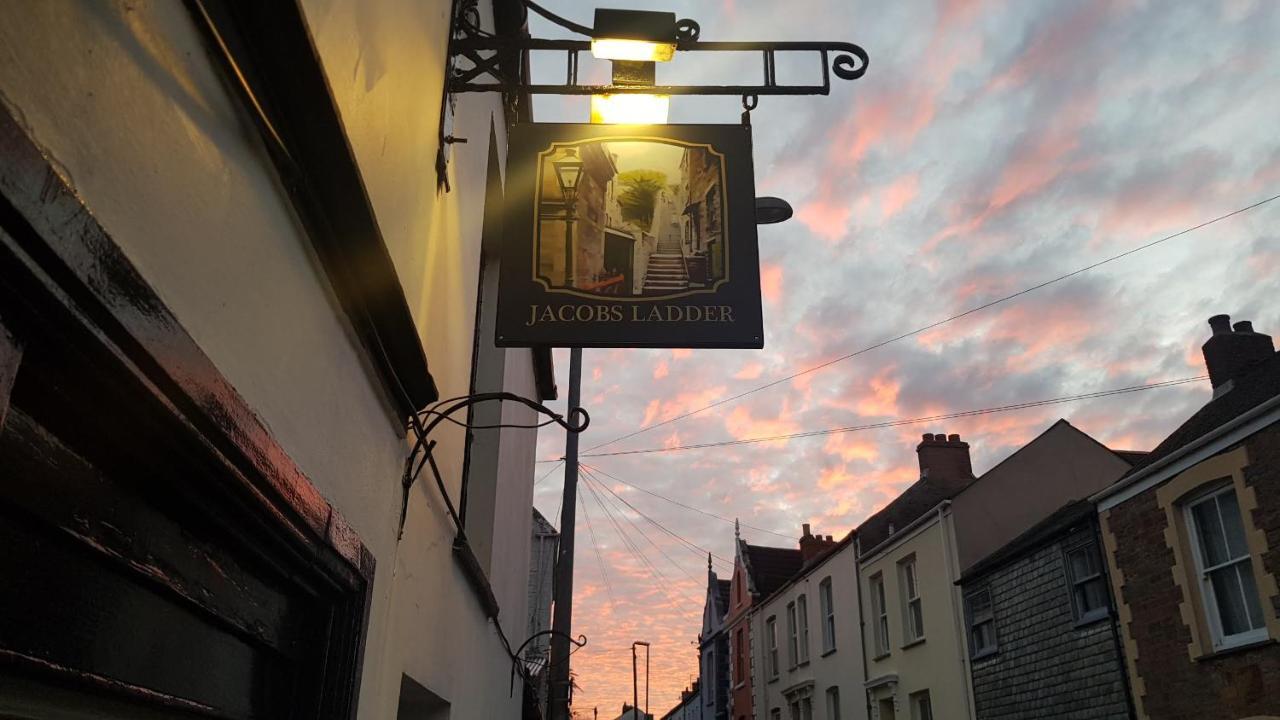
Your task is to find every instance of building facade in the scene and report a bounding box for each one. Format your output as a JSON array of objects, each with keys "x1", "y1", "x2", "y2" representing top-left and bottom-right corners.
[
  {"x1": 959, "y1": 503, "x2": 1133, "y2": 719},
  {"x1": 726, "y1": 526, "x2": 804, "y2": 720},
  {"x1": 0, "y1": 1, "x2": 553, "y2": 717},
  {"x1": 1095, "y1": 315, "x2": 1280, "y2": 720},
  {"x1": 660, "y1": 681, "x2": 704, "y2": 720},
  {"x1": 701, "y1": 563, "x2": 733, "y2": 720},
  {"x1": 951, "y1": 421, "x2": 1143, "y2": 720},
  {"x1": 751, "y1": 527, "x2": 865, "y2": 720},
  {"x1": 858, "y1": 434, "x2": 976, "y2": 720}
]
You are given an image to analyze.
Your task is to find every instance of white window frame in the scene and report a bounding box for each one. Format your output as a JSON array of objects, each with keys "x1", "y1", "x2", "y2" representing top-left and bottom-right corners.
[
  {"x1": 965, "y1": 587, "x2": 997, "y2": 658},
  {"x1": 786, "y1": 601, "x2": 798, "y2": 668},
  {"x1": 819, "y1": 577, "x2": 836, "y2": 653},
  {"x1": 1184, "y1": 485, "x2": 1268, "y2": 650},
  {"x1": 1063, "y1": 540, "x2": 1110, "y2": 624},
  {"x1": 766, "y1": 615, "x2": 779, "y2": 679},
  {"x1": 900, "y1": 557, "x2": 925, "y2": 643},
  {"x1": 870, "y1": 573, "x2": 889, "y2": 657},
  {"x1": 797, "y1": 594, "x2": 810, "y2": 664}
]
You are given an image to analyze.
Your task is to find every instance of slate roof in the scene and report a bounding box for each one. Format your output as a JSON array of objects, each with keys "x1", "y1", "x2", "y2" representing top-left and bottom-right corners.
[
  {"x1": 531, "y1": 507, "x2": 559, "y2": 536},
  {"x1": 741, "y1": 541, "x2": 804, "y2": 598},
  {"x1": 958, "y1": 499, "x2": 1096, "y2": 583},
  {"x1": 857, "y1": 471, "x2": 976, "y2": 555},
  {"x1": 1127, "y1": 350, "x2": 1280, "y2": 475},
  {"x1": 714, "y1": 579, "x2": 731, "y2": 616}
]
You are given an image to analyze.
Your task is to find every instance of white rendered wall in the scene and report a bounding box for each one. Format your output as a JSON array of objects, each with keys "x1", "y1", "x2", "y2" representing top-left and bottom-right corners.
[{"x1": 0, "y1": 0, "x2": 540, "y2": 717}]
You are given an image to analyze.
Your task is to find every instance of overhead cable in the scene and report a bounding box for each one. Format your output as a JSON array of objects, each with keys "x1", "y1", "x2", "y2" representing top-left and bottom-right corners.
[
  {"x1": 581, "y1": 194, "x2": 1279, "y2": 454},
  {"x1": 581, "y1": 376, "x2": 1208, "y2": 458}
]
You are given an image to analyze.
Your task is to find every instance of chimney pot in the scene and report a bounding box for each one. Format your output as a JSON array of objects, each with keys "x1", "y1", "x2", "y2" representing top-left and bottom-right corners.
[
  {"x1": 917, "y1": 429, "x2": 974, "y2": 483},
  {"x1": 1202, "y1": 315, "x2": 1275, "y2": 391},
  {"x1": 922, "y1": 433, "x2": 934, "y2": 442},
  {"x1": 947, "y1": 433, "x2": 960, "y2": 442},
  {"x1": 802, "y1": 523, "x2": 812, "y2": 537}
]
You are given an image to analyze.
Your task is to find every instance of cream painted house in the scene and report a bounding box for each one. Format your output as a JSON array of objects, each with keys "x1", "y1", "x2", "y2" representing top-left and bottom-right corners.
[
  {"x1": 857, "y1": 435, "x2": 977, "y2": 720},
  {"x1": 0, "y1": 1, "x2": 554, "y2": 718},
  {"x1": 750, "y1": 527, "x2": 866, "y2": 720}
]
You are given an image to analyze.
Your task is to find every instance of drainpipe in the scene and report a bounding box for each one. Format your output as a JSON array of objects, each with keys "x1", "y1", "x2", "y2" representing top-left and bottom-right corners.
[
  {"x1": 938, "y1": 501, "x2": 976, "y2": 719},
  {"x1": 1095, "y1": 513, "x2": 1139, "y2": 720},
  {"x1": 855, "y1": 533, "x2": 870, "y2": 720}
]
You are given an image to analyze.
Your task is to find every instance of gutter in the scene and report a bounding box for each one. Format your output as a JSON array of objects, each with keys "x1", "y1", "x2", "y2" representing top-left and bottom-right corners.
[
  {"x1": 1093, "y1": 393, "x2": 1280, "y2": 511},
  {"x1": 857, "y1": 499, "x2": 951, "y2": 561}
]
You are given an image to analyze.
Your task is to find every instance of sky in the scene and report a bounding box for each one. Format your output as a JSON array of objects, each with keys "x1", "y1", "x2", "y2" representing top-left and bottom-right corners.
[{"x1": 524, "y1": 0, "x2": 1280, "y2": 715}]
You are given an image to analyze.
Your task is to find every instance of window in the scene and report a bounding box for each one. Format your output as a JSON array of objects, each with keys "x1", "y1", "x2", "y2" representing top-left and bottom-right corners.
[
  {"x1": 870, "y1": 574, "x2": 889, "y2": 657},
  {"x1": 788, "y1": 697, "x2": 813, "y2": 720},
  {"x1": 1064, "y1": 541, "x2": 1110, "y2": 623},
  {"x1": 900, "y1": 558, "x2": 924, "y2": 643},
  {"x1": 825, "y1": 687, "x2": 840, "y2": 720},
  {"x1": 910, "y1": 690, "x2": 933, "y2": 720},
  {"x1": 819, "y1": 577, "x2": 836, "y2": 652},
  {"x1": 786, "y1": 602, "x2": 798, "y2": 667},
  {"x1": 797, "y1": 594, "x2": 810, "y2": 663},
  {"x1": 766, "y1": 616, "x2": 779, "y2": 679},
  {"x1": 965, "y1": 588, "x2": 997, "y2": 657},
  {"x1": 735, "y1": 628, "x2": 745, "y2": 684},
  {"x1": 771, "y1": 710, "x2": 781, "y2": 720},
  {"x1": 1185, "y1": 486, "x2": 1267, "y2": 649}
]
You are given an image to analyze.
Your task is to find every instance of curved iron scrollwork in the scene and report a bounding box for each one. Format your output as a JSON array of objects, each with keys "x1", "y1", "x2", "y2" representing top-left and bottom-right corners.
[
  {"x1": 510, "y1": 631, "x2": 587, "y2": 697},
  {"x1": 399, "y1": 392, "x2": 589, "y2": 540}
]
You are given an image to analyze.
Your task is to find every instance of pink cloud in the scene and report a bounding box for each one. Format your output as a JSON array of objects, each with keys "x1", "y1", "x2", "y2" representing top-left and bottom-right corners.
[
  {"x1": 653, "y1": 360, "x2": 669, "y2": 379},
  {"x1": 881, "y1": 173, "x2": 920, "y2": 219},
  {"x1": 760, "y1": 263, "x2": 784, "y2": 304}
]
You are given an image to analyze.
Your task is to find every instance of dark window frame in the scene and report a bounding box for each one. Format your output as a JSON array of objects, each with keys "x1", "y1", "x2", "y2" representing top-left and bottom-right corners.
[
  {"x1": 1062, "y1": 539, "x2": 1111, "y2": 626},
  {"x1": 964, "y1": 586, "x2": 998, "y2": 659}
]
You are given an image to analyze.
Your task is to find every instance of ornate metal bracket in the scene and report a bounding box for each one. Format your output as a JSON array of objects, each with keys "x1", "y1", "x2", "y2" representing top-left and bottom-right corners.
[
  {"x1": 510, "y1": 630, "x2": 587, "y2": 697},
  {"x1": 449, "y1": 36, "x2": 870, "y2": 98},
  {"x1": 435, "y1": 0, "x2": 869, "y2": 189}
]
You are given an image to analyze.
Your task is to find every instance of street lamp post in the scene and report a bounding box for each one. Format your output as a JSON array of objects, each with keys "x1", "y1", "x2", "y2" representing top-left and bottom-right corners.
[
  {"x1": 632, "y1": 641, "x2": 650, "y2": 719},
  {"x1": 552, "y1": 149, "x2": 584, "y2": 288}
]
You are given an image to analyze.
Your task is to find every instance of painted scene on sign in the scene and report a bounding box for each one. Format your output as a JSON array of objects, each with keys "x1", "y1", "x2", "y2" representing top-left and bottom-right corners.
[{"x1": 535, "y1": 139, "x2": 727, "y2": 298}]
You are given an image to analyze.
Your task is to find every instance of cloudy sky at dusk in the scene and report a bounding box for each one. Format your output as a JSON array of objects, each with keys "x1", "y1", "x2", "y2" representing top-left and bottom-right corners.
[{"x1": 525, "y1": 0, "x2": 1280, "y2": 714}]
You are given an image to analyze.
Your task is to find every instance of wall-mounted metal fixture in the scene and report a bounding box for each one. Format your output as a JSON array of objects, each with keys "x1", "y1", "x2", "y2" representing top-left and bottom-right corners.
[{"x1": 436, "y1": 0, "x2": 869, "y2": 186}]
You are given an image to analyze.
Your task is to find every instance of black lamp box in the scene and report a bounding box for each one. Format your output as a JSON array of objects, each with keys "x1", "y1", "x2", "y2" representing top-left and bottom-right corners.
[{"x1": 496, "y1": 122, "x2": 763, "y2": 349}]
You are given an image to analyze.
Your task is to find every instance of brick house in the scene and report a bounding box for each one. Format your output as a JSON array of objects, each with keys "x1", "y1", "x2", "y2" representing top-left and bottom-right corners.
[
  {"x1": 1094, "y1": 315, "x2": 1280, "y2": 719},
  {"x1": 726, "y1": 523, "x2": 804, "y2": 720}
]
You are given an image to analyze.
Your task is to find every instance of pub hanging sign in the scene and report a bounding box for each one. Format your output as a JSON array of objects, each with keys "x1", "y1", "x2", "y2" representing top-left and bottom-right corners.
[{"x1": 496, "y1": 123, "x2": 763, "y2": 349}]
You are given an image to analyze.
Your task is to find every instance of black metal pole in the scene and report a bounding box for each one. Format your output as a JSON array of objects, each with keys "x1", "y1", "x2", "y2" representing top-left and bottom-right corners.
[
  {"x1": 632, "y1": 643, "x2": 639, "y2": 719},
  {"x1": 645, "y1": 645, "x2": 650, "y2": 717},
  {"x1": 549, "y1": 347, "x2": 583, "y2": 720}
]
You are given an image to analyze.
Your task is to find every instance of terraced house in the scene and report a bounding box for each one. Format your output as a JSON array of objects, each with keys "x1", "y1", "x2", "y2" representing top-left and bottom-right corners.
[{"x1": 1095, "y1": 315, "x2": 1280, "y2": 720}]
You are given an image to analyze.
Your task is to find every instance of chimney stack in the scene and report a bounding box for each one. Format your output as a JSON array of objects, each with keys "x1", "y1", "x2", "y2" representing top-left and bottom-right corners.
[
  {"x1": 917, "y1": 432, "x2": 974, "y2": 484},
  {"x1": 1202, "y1": 314, "x2": 1274, "y2": 395},
  {"x1": 799, "y1": 523, "x2": 836, "y2": 564}
]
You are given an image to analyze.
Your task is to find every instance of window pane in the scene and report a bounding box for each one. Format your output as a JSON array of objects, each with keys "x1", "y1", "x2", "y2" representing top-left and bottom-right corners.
[
  {"x1": 1209, "y1": 565, "x2": 1255, "y2": 635},
  {"x1": 1068, "y1": 547, "x2": 1098, "y2": 580},
  {"x1": 969, "y1": 590, "x2": 991, "y2": 617},
  {"x1": 1081, "y1": 577, "x2": 1109, "y2": 614},
  {"x1": 910, "y1": 599, "x2": 924, "y2": 639},
  {"x1": 1193, "y1": 498, "x2": 1230, "y2": 566},
  {"x1": 1217, "y1": 490, "x2": 1250, "y2": 559}
]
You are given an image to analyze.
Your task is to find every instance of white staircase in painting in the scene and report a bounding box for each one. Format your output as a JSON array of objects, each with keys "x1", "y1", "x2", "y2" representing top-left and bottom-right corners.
[{"x1": 643, "y1": 236, "x2": 688, "y2": 293}]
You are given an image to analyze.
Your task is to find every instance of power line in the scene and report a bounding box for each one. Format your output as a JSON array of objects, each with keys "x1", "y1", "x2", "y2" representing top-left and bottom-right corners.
[
  {"x1": 581, "y1": 469, "x2": 702, "y2": 584},
  {"x1": 577, "y1": 489, "x2": 617, "y2": 609},
  {"x1": 581, "y1": 194, "x2": 1279, "y2": 454},
  {"x1": 534, "y1": 460, "x2": 564, "y2": 487},
  {"x1": 583, "y1": 463, "x2": 798, "y2": 542},
  {"x1": 580, "y1": 376, "x2": 1207, "y2": 458},
  {"x1": 582, "y1": 466, "x2": 734, "y2": 570},
  {"x1": 580, "y1": 470, "x2": 697, "y2": 606}
]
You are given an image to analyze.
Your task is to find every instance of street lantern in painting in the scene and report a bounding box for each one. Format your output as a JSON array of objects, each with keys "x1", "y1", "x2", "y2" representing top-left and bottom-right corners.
[{"x1": 551, "y1": 148, "x2": 585, "y2": 288}]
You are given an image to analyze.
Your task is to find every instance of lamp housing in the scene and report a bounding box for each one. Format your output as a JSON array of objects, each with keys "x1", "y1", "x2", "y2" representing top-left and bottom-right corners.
[{"x1": 592, "y1": 8, "x2": 677, "y2": 62}]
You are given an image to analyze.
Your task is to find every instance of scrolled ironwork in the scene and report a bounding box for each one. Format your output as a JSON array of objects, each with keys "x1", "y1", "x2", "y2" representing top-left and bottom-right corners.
[
  {"x1": 830, "y1": 42, "x2": 871, "y2": 80},
  {"x1": 674, "y1": 18, "x2": 701, "y2": 42}
]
